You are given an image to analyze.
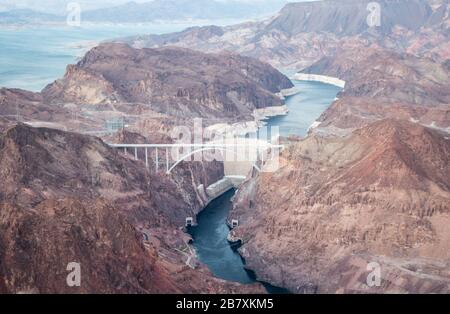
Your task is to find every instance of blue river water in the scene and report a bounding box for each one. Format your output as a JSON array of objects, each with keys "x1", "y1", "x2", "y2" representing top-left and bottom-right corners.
[{"x1": 189, "y1": 79, "x2": 342, "y2": 292}]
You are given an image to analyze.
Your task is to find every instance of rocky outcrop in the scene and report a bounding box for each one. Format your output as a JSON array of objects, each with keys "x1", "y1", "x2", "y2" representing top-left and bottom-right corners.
[
  {"x1": 231, "y1": 119, "x2": 450, "y2": 293},
  {"x1": 42, "y1": 43, "x2": 292, "y2": 122},
  {"x1": 0, "y1": 198, "x2": 176, "y2": 294}
]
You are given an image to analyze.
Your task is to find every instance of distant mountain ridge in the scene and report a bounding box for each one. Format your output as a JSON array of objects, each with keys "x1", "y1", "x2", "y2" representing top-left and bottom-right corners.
[
  {"x1": 0, "y1": 8, "x2": 63, "y2": 24},
  {"x1": 83, "y1": 0, "x2": 288, "y2": 22},
  {"x1": 0, "y1": 0, "x2": 288, "y2": 24},
  {"x1": 120, "y1": 0, "x2": 449, "y2": 68}
]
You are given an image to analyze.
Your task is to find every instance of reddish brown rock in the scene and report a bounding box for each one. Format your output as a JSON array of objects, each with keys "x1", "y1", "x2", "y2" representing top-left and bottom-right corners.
[
  {"x1": 0, "y1": 198, "x2": 176, "y2": 294},
  {"x1": 0, "y1": 123, "x2": 263, "y2": 294},
  {"x1": 42, "y1": 43, "x2": 292, "y2": 121},
  {"x1": 231, "y1": 119, "x2": 450, "y2": 293}
]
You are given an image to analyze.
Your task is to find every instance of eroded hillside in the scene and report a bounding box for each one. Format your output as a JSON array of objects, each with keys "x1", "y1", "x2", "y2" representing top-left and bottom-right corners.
[{"x1": 231, "y1": 119, "x2": 450, "y2": 293}]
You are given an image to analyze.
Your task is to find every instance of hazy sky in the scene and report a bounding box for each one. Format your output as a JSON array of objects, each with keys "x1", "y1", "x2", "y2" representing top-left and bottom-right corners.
[{"x1": 0, "y1": 0, "x2": 307, "y2": 14}]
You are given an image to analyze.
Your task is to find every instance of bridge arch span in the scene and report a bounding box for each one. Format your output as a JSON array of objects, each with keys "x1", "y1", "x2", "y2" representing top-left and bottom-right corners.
[{"x1": 166, "y1": 147, "x2": 262, "y2": 174}]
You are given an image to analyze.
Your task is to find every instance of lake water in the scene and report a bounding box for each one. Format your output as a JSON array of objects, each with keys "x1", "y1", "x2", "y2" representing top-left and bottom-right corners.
[{"x1": 269, "y1": 80, "x2": 342, "y2": 137}]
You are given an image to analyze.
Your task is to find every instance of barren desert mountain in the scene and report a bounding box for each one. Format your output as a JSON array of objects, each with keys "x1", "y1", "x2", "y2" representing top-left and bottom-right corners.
[
  {"x1": 42, "y1": 43, "x2": 292, "y2": 121},
  {"x1": 0, "y1": 123, "x2": 264, "y2": 293},
  {"x1": 119, "y1": 0, "x2": 450, "y2": 68},
  {"x1": 231, "y1": 119, "x2": 450, "y2": 293},
  {"x1": 265, "y1": 0, "x2": 437, "y2": 36}
]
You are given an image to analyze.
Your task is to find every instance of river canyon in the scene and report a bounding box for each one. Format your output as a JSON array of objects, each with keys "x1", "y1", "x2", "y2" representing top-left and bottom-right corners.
[
  {"x1": 187, "y1": 78, "x2": 342, "y2": 292},
  {"x1": 0, "y1": 0, "x2": 449, "y2": 295}
]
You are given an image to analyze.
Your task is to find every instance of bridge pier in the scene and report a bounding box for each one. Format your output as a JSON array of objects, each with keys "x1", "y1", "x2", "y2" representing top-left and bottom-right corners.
[
  {"x1": 145, "y1": 148, "x2": 148, "y2": 168},
  {"x1": 166, "y1": 148, "x2": 169, "y2": 173}
]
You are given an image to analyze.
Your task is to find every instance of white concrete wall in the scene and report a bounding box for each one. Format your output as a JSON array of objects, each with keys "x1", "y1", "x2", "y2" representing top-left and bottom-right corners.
[
  {"x1": 205, "y1": 175, "x2": 246, "y2": 200},
  {"x1": 206, "y1": 177, "x2": 234, "y2": 199},
  {"x1": 292, "y1": 73, "x2": 346, "y2": 89}
]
